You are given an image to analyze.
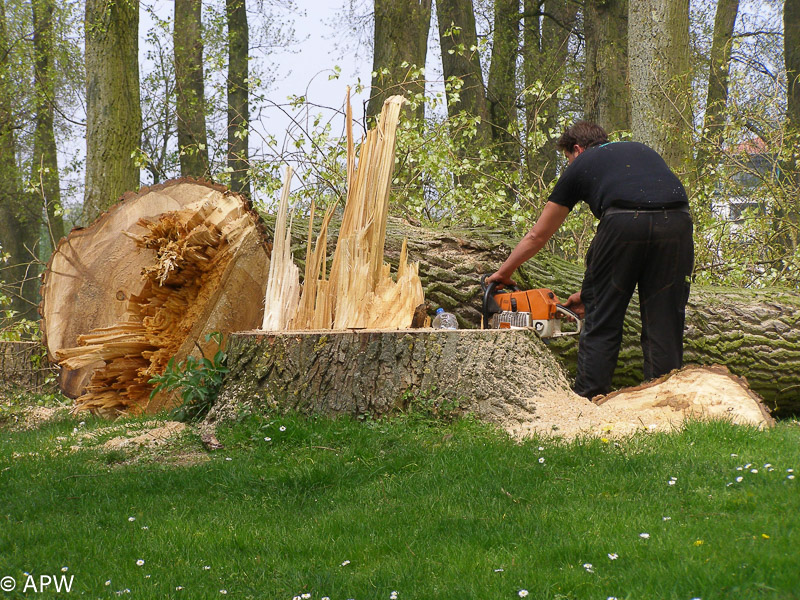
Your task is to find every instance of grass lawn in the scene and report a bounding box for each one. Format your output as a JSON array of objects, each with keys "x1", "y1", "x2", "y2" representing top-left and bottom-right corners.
[{"x1": 1, "y1": 402, "x2": 799, "y2": 600}]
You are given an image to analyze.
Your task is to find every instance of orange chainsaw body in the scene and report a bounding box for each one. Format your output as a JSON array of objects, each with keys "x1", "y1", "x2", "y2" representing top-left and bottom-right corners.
[{"x1": 491, "y1": 288, "x2": 561, "y2": 321}]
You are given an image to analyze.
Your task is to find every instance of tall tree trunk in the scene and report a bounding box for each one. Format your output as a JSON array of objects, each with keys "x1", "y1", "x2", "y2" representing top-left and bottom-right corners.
[
  {"x1": 32, "y1": 0, "x2": 64, "y2": 248},
  {"x1": 436, "y1": 0, "x2": 490, "y2": 142},
  {"x1": 628, "y1": 0, "x2": 691, "y2": 172},
  {"x1": 583, "y1": 0, "x2": 630, "y2": 134},
  {"x1": 84, "y1": 0, "x2": 141, "y2": 222},
  {"x1": 227, "y1": 0, "x2": 250, "y2": 197},
  {"x1": 787, "y1": 0, "x2": 800, "y2": 134},
  {"x1": 0, "y1": 1, "x2": 38, "y2": 321},
  {"x1": 523, "y1": 0, "x2": 578, "y2": 184},
  {"x1": 175, "y1": 0, "x2": 209, "y2": 178},
  {"x1": 368, "y1": 0, "x2": 432, "y2": 121},
  {"x1": 697, "y1": 0, "x2": 739, "y2": 172},
  {"x1": 487, "y1": 0, "x2": 521, "y2": 168}
]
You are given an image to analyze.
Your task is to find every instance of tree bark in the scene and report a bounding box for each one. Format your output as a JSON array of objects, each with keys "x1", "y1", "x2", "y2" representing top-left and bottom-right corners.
[
  {"x1": 263, "y1": 215, "x2": 800, "y2": 415},
  {"x1": 84, "y1": 0, "x2": 141, "y2": 222},
  {"x1": 175, "y1": 0, "x2": 210, "y2": 178},
  {"x1": 487, "y1": 0, "x2": 521, "y2": 168},
  {"x1": 628, "y1": 0, "x2": 691, "y2": 172},
  {"x1": 227, "y1": 0, "x2": 250, "y2": 198},
  {"x1": 210, "y1": 328, "x2": 575, "y2": 425},
  {"x1": 368, "y1": 0, "x2": 432, "y2": 122},
  {"x1": 523, "y1": 0, "x2": 578, "y2": 183},
  {"x1": 436, "y1": 0, "x2": 490, "y2": 143},
  {"x1": 697, "y1": 0, "x2": 739, "y2": 172},
  {"x1": 785, "y1": 0, "x2": 800, "y2": 194},
  {"x1": 32, "y1": 0, "x2": 65, "y2": 247},
  {"x1": 0, "y1": 1, "x2": 39, "y2": 322},
  {"x1": 787, "y1": 0, "x2": 800, "y2": 133},
  {"x1": 583, "y1": 0, "x2": 630, "y2": 134}
]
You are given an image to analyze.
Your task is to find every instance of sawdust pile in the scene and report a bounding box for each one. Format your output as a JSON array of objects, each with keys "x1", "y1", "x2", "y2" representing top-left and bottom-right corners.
[{"x1": 508, "y1": 365, "x2": 774, "y2": 440}]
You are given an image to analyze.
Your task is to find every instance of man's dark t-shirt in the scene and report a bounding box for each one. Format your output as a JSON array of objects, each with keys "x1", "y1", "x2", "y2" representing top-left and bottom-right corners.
[{"x1": 548, "y1": 141, "x2": 689, "y2": 219}]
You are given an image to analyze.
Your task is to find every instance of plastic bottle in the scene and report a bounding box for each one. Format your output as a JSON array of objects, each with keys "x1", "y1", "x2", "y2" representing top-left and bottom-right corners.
[{"x1": 432, "y1": 307, "x2": 458, "y2": 330}]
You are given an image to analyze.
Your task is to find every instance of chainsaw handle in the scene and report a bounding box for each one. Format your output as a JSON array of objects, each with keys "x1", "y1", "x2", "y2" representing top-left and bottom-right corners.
[
  {"x1": 555, "y1": 304, "x2": 583, "y2": 336},
  {"x1": 480, "y1": 275, "x2": 518, "y2": 329}
]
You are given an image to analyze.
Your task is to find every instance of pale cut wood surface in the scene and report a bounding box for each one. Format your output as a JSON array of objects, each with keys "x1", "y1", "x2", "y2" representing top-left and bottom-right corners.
[
  {"x1": 264, "y1": 91, "x2": 424, "y2": 332},
  {"x1": 42, "y1": 179, "x2": 269, "y2": 415},
  {"x1": 41, "y1": 179, "x2": 231, "y2": 397}
]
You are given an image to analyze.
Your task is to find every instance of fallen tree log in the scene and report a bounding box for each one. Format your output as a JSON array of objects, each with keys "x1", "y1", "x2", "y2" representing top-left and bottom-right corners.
[
  {"x1": 271, "y1": 215, "x2": 800, "y2": 415},
  {"x1": 41, "y1": 178, "x2": 270, "y2": 416}
]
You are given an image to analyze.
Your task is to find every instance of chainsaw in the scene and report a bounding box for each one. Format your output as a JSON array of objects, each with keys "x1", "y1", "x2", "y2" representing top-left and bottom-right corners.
[{"x1": 480, "y1": 275, "x2": 583, "y2": 338}]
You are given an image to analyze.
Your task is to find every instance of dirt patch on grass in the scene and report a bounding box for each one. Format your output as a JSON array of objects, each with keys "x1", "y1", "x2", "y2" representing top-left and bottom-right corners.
[{"x1": 10, "y1": 406, "x2": 71, "y2": 430}]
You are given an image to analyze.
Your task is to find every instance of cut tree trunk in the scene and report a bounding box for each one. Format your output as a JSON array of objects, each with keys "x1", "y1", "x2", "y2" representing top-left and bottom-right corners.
[
  {"x1": 41, "y1": 178, "x2": 270, "y2": 415},
  {"x1": 210, "y1": 332, "x2": 773, "y2": 439},
  {"x1": 270, "y1": 215, "x2": 800, "y2": 415},
  {"x1": 209, "y1": 329, "x2": 575, "y2": 425}
]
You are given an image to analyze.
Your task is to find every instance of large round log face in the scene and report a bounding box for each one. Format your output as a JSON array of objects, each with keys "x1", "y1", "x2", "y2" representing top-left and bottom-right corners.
[{"x1": 210, "y1": 329, "x2": 578, "y2": 424}]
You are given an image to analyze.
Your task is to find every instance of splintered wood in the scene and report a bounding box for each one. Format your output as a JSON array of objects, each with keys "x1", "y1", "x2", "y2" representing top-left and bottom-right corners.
[
  {"x1": 50, "y1": 181, "x2": 269, "y2": 416},
  {"x1": 261, "y1": 93, "x2": 424, "y2": 331}
]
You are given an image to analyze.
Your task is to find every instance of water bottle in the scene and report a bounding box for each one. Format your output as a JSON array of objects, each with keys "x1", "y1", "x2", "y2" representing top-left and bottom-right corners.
[{"x1": 432, "y1": 307, "x2": 458, "y2": 330}]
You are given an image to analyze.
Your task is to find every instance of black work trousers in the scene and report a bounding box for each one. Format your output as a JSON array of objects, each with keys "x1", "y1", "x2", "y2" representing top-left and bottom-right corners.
[{"x1": 573, "y1": 209, "x2": 694, "y2": 399}]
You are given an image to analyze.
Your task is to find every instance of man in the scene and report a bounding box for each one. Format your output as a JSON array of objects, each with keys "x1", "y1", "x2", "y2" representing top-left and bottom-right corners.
[{"x1": 486, "y1": 121, "x2": 694, "y2": 399}]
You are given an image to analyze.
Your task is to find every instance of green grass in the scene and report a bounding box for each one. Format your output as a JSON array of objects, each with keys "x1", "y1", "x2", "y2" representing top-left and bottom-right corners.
[{"x1": 1, "y1": 408, "x2": 799, "y2": 600}]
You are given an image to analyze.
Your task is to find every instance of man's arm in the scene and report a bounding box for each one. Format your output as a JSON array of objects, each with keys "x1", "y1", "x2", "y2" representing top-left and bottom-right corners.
[{"x1": 487, "y1": 201, "x2": 570, "y2": 287}]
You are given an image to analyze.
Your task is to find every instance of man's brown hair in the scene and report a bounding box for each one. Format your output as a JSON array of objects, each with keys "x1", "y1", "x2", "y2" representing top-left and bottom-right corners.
[{"x1": 556, "y1": 121, "x2": 609, "y2": 152}]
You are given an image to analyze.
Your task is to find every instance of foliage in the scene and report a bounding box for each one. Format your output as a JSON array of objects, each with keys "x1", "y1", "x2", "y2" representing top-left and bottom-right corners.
[
  {"x1": 148, "y1": 332, "x2": 228, "y2": 422},
  {"x1": 2, "y1": 413, "x2": 800, "y2": 598}
]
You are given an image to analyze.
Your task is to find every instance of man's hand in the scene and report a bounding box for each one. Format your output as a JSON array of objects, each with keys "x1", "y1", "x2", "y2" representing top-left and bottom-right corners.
[
  {"x1": 486, "y1": 271, "x2": 516, "y2": 290},
  {"x1": 564, "y1": 291, "x2": 585, "y2": 319}
]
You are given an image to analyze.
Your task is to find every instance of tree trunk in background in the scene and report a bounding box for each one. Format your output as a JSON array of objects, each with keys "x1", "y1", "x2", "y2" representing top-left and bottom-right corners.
[
  {"x1": 175, "y1": 0, "x2": 209, "y2": 178},
  {"x1": 0, "y1": 2, "x2": 39, "y2": 321},
  {"x1": 523, "y1": 0, "x2": 578, "y2": 184},
  {"x1": 227, "y1": 0, "x2": 250, "y2": 198},
  {"x1": 628, "y1": 0, "x2": 691, "y2": 172},
  {"x1": 84, "y1": 0, "x2": 141, "y2": 222},
  {"x1": 487, "y1": 0, "x2": 521, "y2": 169},
  {"x1": 787, "y1": 0, "x2": 800, "y2": 130},
  {"x1": 583, "y1": 0, "x2": 630, "y2": 134},
  {"x1": 697, "y1": 0, "x2": 739, "y2": 172},
  {"x1": 368, "y1": 0, "x2": 432, "y2": 121},
  {"x1": 436, "y1": 0, "x2": 490, "y2": 143},
  {"x1": 785, "y1": 0, "x2": 800, "y2": 192},
  {"x1": 32, "y1": 0, "x2": 65, "y2": 248}
]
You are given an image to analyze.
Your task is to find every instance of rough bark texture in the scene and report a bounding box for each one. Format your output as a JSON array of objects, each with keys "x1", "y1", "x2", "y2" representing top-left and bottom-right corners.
[
  {"x1": 227, "y1": 0, "x2": 250, "y2": 197},
  {"x1": 436, "y1": 0, "x2": 491, "y2": 144},
  {"x1": 268, "y1": 216, "x2": 800, "y2": 415},
  {"x1": 175, "y1": 0, "x2": 210, "y2": 178},
  {"x1": 209, "y1": 329, "x2": 574, "y2": 425},
  {"x1": 0, "y1": 2, "x2": 39, "y2": 322},
  {"x1": 785, "y1": 0, "x2": 800, "y2": 193},
  {"x1": 487, "y1": 0, "x2": 521, "y2": 168},
  {"x1": 628, "y1": 0, "x2": 691, "y2": 172},
  {"x1": 32, "y1": 0, "x2": 65, "y2": 245},
  {"x1": 84, "y1": 0, "x2": 141, "y2": 221},
  {"x1": 368, "y1": 0, "x2": 432, "y2": 122},
  {"x1": 697, "y1": 0, "x2": 739, "y2": 171},
  {"x1": 0, "y1": 341, "x2": 57, "y2": 393},
  {"x1": 522, "y1": 0, "x2": 578, "y2": 183},
  {"x1": 583, "y1": 0, "x2": 630, "y2": 134},
  {"x1": 787, "y1": 0, "x2": 800, "y2": 134}
]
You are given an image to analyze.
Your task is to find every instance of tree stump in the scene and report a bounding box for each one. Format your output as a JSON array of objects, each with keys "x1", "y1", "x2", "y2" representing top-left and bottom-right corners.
[{"x1": 208, "y1": 329, "x2": 576, "y2": 425}]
